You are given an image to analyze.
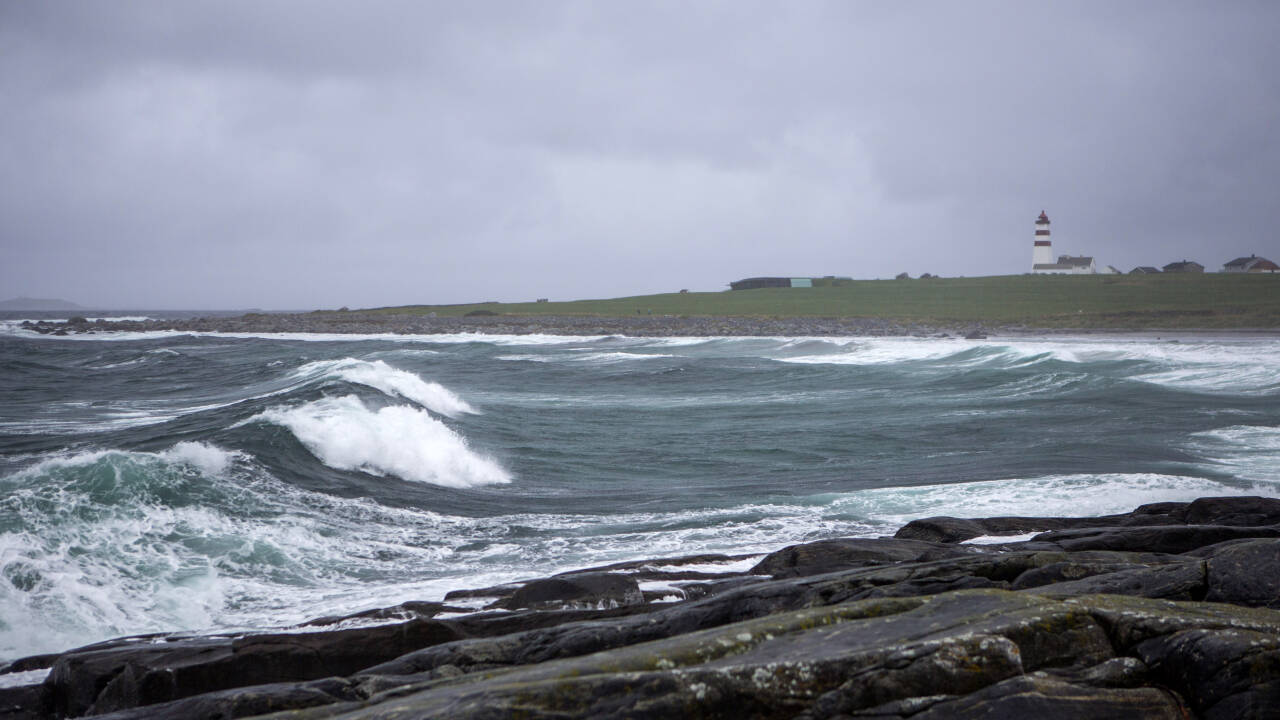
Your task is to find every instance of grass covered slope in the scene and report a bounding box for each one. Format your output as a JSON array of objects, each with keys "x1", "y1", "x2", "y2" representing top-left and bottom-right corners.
[{"x1": 362, "y1": 274, "x2": 1280, "y2": 328}]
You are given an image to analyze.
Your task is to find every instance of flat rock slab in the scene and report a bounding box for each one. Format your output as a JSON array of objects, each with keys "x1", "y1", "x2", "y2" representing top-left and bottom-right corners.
[{"x1": 244, "y1": 591, "x2": 1280, "y2": 720}]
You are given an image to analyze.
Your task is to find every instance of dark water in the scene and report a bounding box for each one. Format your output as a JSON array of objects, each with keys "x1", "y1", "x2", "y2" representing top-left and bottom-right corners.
[{"x1": 1, "y1": 318, "x2": 1277, "y2": 660}]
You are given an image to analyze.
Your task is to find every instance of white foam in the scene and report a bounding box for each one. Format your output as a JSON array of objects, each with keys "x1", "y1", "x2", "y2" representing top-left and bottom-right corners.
[
  {"x1": 778, "y1": 337, "x2": 977, "y2": 366},
  {"x1": 497, "y1": 351, "x2": 674, "y2": 365},
  {"x1": 644, "y1": 557, "x2": 764, "y2": 574},
  {"x1": 830, "y1": 473, "x2": 1275, "y2": 529},
  {"x1": 250, "y1": 395, "x2": 509, "y2": 488},
  {"x1": 159, "y1": 442, "x2": 241, "y2": 477},
  {"x1": 962, "y1": 532, "x2": 1046, "y2": 545},
  {"x1": 293, "y1": 359, "x2": 476, "y2": 417},
  {"x1": 0, "y1": 668, "x2": 51, "y2": 688}
]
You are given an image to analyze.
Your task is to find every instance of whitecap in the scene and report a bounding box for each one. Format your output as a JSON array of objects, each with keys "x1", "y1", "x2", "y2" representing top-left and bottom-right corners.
[
  {"x1": 159, "y1": 442, "x2": 242, "y2": 477},
  {"x1": 292, "y1": 359, "x2": 476, "y2": 417},
  {"x1": 249, "y1": 395, "x2": 509, "y2": 488}
]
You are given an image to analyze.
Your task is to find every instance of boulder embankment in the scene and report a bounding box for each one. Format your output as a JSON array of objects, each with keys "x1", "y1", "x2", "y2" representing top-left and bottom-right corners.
[
  {"x1": 4, "y1": 495, "x2": 1280, "y2": 719},
  {"x1": 19, "y1": 312, "x2": 993, "y2": 338}
]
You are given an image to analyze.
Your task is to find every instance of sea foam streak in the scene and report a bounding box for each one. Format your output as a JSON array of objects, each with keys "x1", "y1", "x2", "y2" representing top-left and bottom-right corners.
[
  {"x1": 294, "y1": 358, "x2": 476, "y2": 417},
  {"x1": 828, "y1": 472, "x2": 1274, "y2": 530},
  {"x1": 251, "y1": 395, "x2": 509, "y2": 487}
]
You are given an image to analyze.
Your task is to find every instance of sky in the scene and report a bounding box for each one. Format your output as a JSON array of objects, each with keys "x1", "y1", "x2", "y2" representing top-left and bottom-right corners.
[{"x1": 2, "y1": 1, "x2": 1278, "y2": 310}]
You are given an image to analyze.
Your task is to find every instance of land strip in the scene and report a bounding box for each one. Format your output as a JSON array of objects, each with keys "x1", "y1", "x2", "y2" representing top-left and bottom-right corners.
[{"x1": 18, "y1": 274, "x2": 1280, "y2": 337}]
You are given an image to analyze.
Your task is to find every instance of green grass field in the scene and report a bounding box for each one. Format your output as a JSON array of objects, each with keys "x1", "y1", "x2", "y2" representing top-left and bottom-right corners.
[{"x1": 356, "y1": 274, "x2": 1280, "y2": 328}]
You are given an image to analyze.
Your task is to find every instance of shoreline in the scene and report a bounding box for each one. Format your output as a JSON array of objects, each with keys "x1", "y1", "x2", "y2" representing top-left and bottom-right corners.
[
  {"x1": 4, "y1": 495, "x2": 1279, "y2": 719},
  {"x1": 16, "y1": 312, "x2": 1280, "y2": 339}
]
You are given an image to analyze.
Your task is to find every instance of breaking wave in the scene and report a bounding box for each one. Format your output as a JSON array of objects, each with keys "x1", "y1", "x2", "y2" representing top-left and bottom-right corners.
[
  {"x1": 248, "y1": 395, "x2": 509, "y2": 488},
  {"x1": 293, "y1": 358, "x2": 476, "y2": 417}
]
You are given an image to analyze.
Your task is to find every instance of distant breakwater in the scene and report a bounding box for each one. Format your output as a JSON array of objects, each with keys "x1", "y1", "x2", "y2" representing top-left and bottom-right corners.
[{"x1": 21, "y1": 312, "x2": 999, "y2": 338}]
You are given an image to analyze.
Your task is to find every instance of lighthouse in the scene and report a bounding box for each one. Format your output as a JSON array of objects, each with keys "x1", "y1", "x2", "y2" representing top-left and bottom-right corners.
[{"x1": 1032, "y1": 210, "x2": 1053, "y2": 269}]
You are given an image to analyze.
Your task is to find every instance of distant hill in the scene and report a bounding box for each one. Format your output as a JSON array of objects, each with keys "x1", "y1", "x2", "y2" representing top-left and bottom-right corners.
[{"x1": 0, "y1": 296, "x2": 86, "y2": 311}]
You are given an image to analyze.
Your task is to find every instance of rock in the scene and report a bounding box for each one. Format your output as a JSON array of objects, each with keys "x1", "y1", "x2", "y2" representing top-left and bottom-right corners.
[
  {"x1": 1022, "y1": 559, "x2": 1207, "y2": 601},
  {"x1": 87, "y1": 677, "x2": 364, "y2": 720},
  {"x1": 0, "y1": 682, "x2": 47, "y2": 720},
  {"x1": 45, "y1": 619, "x2": 462, "y2": 717},
  {"x1": 1033, "y1": 524, "x2": 1280, "y2": 554},
  {"x1": 496, "y1": 573, "x2": 643, "y2": 610},
  {"x1": 892, "y1": 514, "x2": 1129, "y2": 543},
  {"x1": 1201, "y1": 538, "x2": 1280, "y2": 608},
  {"x1": 749, "y1": 537, "x2": 974, "y2": 578},
  {"x1": 1136, "y1": 628, "x2": 1280, "y2": 719},
  {"x1": 1011, "y1": 560, "x2": 1159, "y2": 590},
  {"x1": 292, "y1": 591, "x2": 1118, "y2": 720},
  {"x1": 1183, "y1": 495, "x2": 1280, "y2": 526},
  {"x1": 852, "y1": 675, "x2": 1186, "y2": 720},
  {"x1": 895, "y1": 497, "x2": 1280, "y2": 545}
]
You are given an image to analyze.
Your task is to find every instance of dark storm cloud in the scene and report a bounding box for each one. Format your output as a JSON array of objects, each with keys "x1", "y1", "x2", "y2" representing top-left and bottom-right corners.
[{"x1": 1, "y1": 1, "x2": 1277, "y2": 308}]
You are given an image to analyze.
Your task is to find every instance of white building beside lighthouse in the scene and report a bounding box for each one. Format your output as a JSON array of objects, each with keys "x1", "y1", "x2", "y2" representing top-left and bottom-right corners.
[{"x1": 1032, "y1": 210, "x2": 1095, "y2": 274}]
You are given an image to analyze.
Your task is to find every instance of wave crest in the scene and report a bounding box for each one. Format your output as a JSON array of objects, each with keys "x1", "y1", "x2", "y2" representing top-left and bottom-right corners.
[
  {"x1": 251, "y1": 395, "x2": 510, "y2": 488},
  {"x1": 292, "y1": 359, "x2": 476, "y2": 417}
]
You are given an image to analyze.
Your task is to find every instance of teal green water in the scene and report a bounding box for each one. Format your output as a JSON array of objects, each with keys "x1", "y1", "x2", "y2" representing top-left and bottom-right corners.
[{"x1": 1, "y1": 323, "x2": 1277, "y2": 660}]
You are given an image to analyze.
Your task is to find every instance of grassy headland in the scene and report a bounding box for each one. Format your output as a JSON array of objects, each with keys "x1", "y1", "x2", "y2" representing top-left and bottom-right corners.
[{"x1": 357, "y1": 274, "x2": 1280, "y2": 329}]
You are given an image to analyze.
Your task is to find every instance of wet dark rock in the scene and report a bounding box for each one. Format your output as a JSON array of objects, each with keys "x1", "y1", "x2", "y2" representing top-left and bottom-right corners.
[
  {"x1": 845, "y1": 675, "x2": 1187, "y2": 720},
  {"x1": 895, "y1": 496, "x2": 1280, "y2": 544},
  {"x1": 0, "y1": 682, "x2": 47, "y2": 720},
  {"x1": 749, "y1": 537, "x2": 977, "y2": 578},
  {"x1": 44, "y1": 620, "x2": 462, "y2": 717},
  {"x1": 1033, "y1": 524, "x2": 1280, "y2": 553},
  {"x1": 893, "y1": 515, "x2": 1121, "y2": 543},
  {"x1": 1201, "y1": 538, "x2": 1280, "y2": 608},
  {"x1": 88, "y1": 678, "x2": 364, "y2": 720},
  {"x1": 1023, "y1": 559, "x2": 1208, "y2": 601},
  {"x1": 494, "y1": 572, "x2": 643, "y2": 610},
  {"x1": 1008, "y1": 552, "x2": 1182, "y2": 590},
  {"x1": 1136, "y1": 627, "x2": 1280, "y2": 719},
  {"x1": 1183, "y1": 495, "x2": 1280, "y2": 526}
]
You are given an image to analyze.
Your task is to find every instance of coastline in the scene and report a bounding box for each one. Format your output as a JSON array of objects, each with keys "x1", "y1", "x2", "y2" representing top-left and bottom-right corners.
[
  {"x1": 16, "y1": 311, "x2": 1280, "y2": 339},
  {"x1": 4, "y1": 496, "x2": 1279, "y2": 719}
]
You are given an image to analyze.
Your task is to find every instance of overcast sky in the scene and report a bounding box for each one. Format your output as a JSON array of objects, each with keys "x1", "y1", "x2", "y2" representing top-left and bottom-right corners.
[{"x1": 2, "y1": 2, "x2": 1277, "y2": 309}]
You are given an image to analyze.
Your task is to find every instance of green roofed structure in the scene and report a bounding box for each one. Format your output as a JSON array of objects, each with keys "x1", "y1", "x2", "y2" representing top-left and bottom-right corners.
[{"x1": 729, "y1": 276, "x2": 852, "y2": 290}]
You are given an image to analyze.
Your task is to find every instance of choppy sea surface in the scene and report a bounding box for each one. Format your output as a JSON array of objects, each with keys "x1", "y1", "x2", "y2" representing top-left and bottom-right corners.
[{"x1": 2, "y1": 316, "x2": 1278, "y2": 661}]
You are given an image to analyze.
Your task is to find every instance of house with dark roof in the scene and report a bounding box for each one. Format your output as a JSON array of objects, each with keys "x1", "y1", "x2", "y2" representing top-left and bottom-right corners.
[
  {"x1": 1129, "y1": 266, "x2": 1161, "y2": 274},
  {"x1": 1162, "y1": 260, "x2": 1204, "y2": 273},
  {"x1": 1033, "y1": 255, "x2": 1096, "y2": 274},
  {"x1": 1222, "y1": 255, "x2": 1279, "y2": 273}
]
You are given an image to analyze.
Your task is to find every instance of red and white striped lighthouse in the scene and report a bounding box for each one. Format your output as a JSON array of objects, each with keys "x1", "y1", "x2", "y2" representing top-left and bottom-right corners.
[{"x1": 1032, "y1": 210, "x2": 1053, "y2": 268}]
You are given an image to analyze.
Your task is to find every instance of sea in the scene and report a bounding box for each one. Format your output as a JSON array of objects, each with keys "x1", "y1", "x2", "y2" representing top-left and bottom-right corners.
[{"x1": 2, "y1": 314, "x2": 1278, "y2": 663}]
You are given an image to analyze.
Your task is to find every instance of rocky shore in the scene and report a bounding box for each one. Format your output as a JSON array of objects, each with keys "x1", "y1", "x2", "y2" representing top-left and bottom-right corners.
[
  {"x1": 4, "y1": 495, "x2": 1280, "y2": 719},
  {"x1": 19, "y1": 312, "x2": 996, "y2": 338}
]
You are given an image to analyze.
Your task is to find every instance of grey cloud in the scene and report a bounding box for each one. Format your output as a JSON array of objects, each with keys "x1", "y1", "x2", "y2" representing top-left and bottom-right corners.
[{"x1": 1, "y1": 1, "x2": 1277, "y2": 308}]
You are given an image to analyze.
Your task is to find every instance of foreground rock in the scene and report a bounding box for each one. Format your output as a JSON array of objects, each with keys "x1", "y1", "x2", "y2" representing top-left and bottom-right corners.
[{"x1": 4, "y1": 496, "x2": 1279, "y2": 719}]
